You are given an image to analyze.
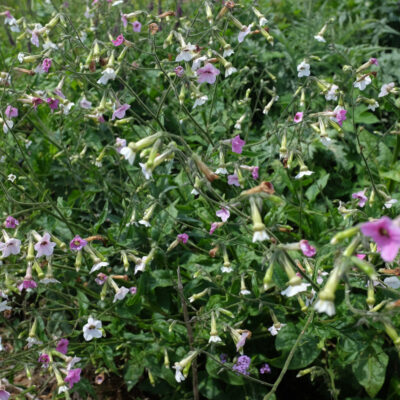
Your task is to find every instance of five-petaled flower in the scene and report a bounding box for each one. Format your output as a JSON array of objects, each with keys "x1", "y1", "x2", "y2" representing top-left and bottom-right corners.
[
  {"x1": 196, "y1": 63, "x2": 220, "y2": 84},
  {"x1": 83, "y1": 316, "x2": 102, "y2": 341},
  {"x1": 112, "y1": 34, "x2": 124, "y2": 46},
  {"x1": 361, "y1": 216, "x2": 400, "y2": 262},
  {"x1": 65, "y1": 368, "x2": 82, "y2": 388},
  {"x1": 35, "y1": 233, "x2": 56, "y2": 257},
  {"x1": 231, "y1": 135, "x2": 245, "y2": 154},
  {"x1": 69, "y1": 235, "x2": 87, "y2": 251}
]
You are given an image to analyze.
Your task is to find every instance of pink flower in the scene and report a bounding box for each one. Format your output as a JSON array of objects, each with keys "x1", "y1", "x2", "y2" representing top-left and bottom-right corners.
[
  {"x1": 177, "y1": 233, "x2": 189, "y2": 244},
  {"x1": 227, "y1": 174, "x2": 240, "y2": 187},
  {"x1": 121, "y1": 13, "x2": 128, "y2": 28},
  {"x1": 196, "y1": 63, "x2": 220, "y2": 84},
  {"x1": 56, "y1": 338, "x2": 69, "y2": 354},
  {"x1": 0, "y1": 238, "x2": 21, "y2": 257},
  {"x1": 236, "y1": 331, "x2": 250, "y2": 351},
  {"x1": 46, "y1": 98, "x2": 59, "y2": 111},
  {"x1": 95, "y1": 273, "x2": 108, "y2": 285},
  {"x1": 252, "y1": 166, "x2": 259, "y2": 180},
  {"x1": 65, "y1": 368, "x2": 82, "y2": 389},
  {"x1": 112, "y1": 103, "x2": 130, "y2": 120},
  {"x1": 32, "y1": 97, "x2": 43, "y2": 110},
  {"x1": 238, "y1": 25, "x2": 251, "y2": 43},
  {"x1": 129, "y1": 286, "x2": 137, "y2": 294},
  {"x1": 300, "y1": 240, "x2": 316, "y2": 257},
  {"x1": 34, "y1": 232, "x2": 56, "y2": 257},
  {"x1": 5, "y1": 105, "x2": 18, "y2": 119},
  {"x1": 216, "y1": 207, "x2": 230, "y2": 222},
  {"x1": 19, "y1": 279, "x2": 37, "y2": 291},
  {"x1": 331, "y1": 107, "x2": 347, "y2": 127},
  {"x1": 209, "y1": 222, "x2": 219, "y2": 235},
  {"x1": 294, "y1": 112, "x2": 303, "y2": 123},
  {"x1": 42, "y1": 58, "x2": 52, "y2": 73},
  {"x1": 361, "y1": 216, "x2": 400, "y2": 262},
  {"x1": 112, "y1": 34, "x2": 124, "y2": 46},
  {"x1": 0, "y1": 390, "x2": 10, "y2": 400},
  {"x1": 69, "y1": 235, "x2": 87, "y2": 251},
  {"x1": 370, "y1": 58, "x2": 378, "y2": 66},
  {"x1": 352, "y1": 189, "x2": 367, "y2": 207},
  {"x1": 53, "y1": 89, "x2": 65, "y2": 99},
  {"x1": 5, "y1": 216, "x2": 19, "y2": 228},
  {"x1": 356, "y1": 254, "x2": 366, "y2": 259},
  {"x1": 174, "y1": 66, "x2": 185, "y2": 77},
  {"x1": 38, "y1": 353, "x2": 50, "y2": 367},
  {"x1": 31, "y1": 32, "x2": 39, "y2": 47},
  {"x1": 132, "y1": 21, "x2": 142, "y2": 32},
  {"x1": 231, "y1": 135, "x2": 245, "y2": 154}
]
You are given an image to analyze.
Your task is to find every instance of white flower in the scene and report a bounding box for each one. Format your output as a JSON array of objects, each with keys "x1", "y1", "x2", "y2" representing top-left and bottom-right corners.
[
  {"x1": 223, "y1": 47, "x2": 234, "y2": 58},
  {"x1": 90, "y1": 261, "x2": 109, "y2": 274},
  {"x1": 325, "y1": 84, "x2": 339, "y2": 101},
  {"x1": 0, "y1": 300, "x2": 11, "y2": 312},
  {"x1": 353, "y1": 75, "x2": 371, "y2": 91},
  {"x1": 0, "y1": 336, "x2": 3, "y2": 351},
  {"x1": 268, "y1": 323, "x2": 285, "y2": 336},
  {"x1": 238, "y1": 25, "x2": 252, "y2": 43},
  {"x1": 281, "y1": 283, "x2": 310, "y2": 297},
  {"x1": 3, "y1": 119, "x2": 14, "y2": 133},
  {"x1": 240, "y1": 289, "x2": 251, "y2": 295},
  {"x1": 191, "y1": 55, "x2": 207, "y2": 71},
  {"x1": 314, "y1": 299, "x2": 335, "y2": 316},
  {"x1": 215, "y1": 167, "x2": 228, "y2": 175},
  {"x1": 191, "y1": 188, "x2": 199, "y2": 195},
  {"x1": 320, "y1": 136, "x2": 332, "y2": 147},
  {"x1": 43, "y1": 40, "x2": 58, "y2": 50},
  {"x1": 58, "y1": 386, "x2": 68, "y2": 394},
  {"x1": 139, "y1": 219, "x2": 151, "y2": 227},
  {"x1": 193, "y1": 95, "x2": 208, "y2": 109},
  {"x1": 134, "y1": 256, "x2": 147, "y2": 274},
  {"x1": 83, "y1": 316, "x2": 102, "y2": 341},
  {"x1": 7, "y1": 174, "x2": 16, "y2": 182},
  {"x1": 295, "y1": 169, "x2": 314, "y2": 179},
  {"x1": 314, "y1": 35, "x2": 326, "y2": 42},
  {"x1": 60, "y1": 101, "x2": 74, "y2": 115},
  {"x1": 367, "y1": 100, "x2": 379, "y2": 111},
  {"x1": 176, "y1": 43, "x2": 196, "y2": 62},
  {"x1": 384, "y1": 199, "x2": 397, "y2": 209},
  {"x1": 120, "y1": 146, "x2": 136, "y2": 165},
  {"x1": 26, "y1": 337, "x2": 43, "y2": 348},
  {"x1": 173, "y1": 364, "x2": 185, "y2": 383},
  {"x1": 225, "y1": 66, "x2": 237, "y2": 77},
  {"x1": 139, "y1": 163, "x2": 152, "y2": 180},
  {"x1": 18, "y1": 53, "x2": 24, "y2": 63},
  {"x1": 297, "y1": 61, "x2": 310, "y2": 77},
  {"x1": 113, "y1": 286, "x2": 130, "y2": 302},
  {"x1": 259, "y1": 17, "x2": 268, "y2": 26},
  {"x1": 252, "y1": 230, "x2": 270, "y2": 242},
  {"x1": 221, "y1": 266, "x2": 233, "y2": 273},
  {"x1": 97, "y1": 68, "x2": 117, "y2": 85},
  {"x1": 379, "y1": 82, "x2": 395, "y2": 97},
  {"x1": 209, "y1": 334, "x2": 222, "y2": 343},
  {"x1": 384, "y1": 276, "x2": 400, "y2": 289},
  {"x1": 67, "y1": 356, "x2": 81, "y2": 370}
]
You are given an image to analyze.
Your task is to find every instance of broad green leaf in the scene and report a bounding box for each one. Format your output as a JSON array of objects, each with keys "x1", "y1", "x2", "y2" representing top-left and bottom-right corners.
[{"x1": 352, "y1": 343, "x2": 388, "y2": 398}]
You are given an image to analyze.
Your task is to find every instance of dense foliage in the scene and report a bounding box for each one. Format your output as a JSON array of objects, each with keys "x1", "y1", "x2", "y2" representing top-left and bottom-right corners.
[{"x1": 1, "y1": 0, "x2": 400, "y2": 399}]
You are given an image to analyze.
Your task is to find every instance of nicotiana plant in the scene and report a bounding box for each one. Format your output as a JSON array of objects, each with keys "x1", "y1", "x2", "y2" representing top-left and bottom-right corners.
[{"x1": 1, "y1": 0, "x2": 400, "y2": 399}]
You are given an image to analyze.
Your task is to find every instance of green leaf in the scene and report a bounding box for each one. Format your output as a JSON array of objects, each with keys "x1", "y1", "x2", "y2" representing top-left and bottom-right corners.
[
  {"x1": 305, "y1": 173, "x2": 330, "y2": 202},
  {"x1": 272, "y1": 324, "x2": 321, "y2": 369},
  {"x1": 380, "y1": 170, "x2": 400, "y2": 183},
  {"x1": 93, "y1": 200, "x2": 108, "y2": 233},
  {"x1": 124, "y1": 363, "x2": 144, "y2": 391},
  {"x1": 352, "y1": 343, "x2": 388, "y2": 397}
]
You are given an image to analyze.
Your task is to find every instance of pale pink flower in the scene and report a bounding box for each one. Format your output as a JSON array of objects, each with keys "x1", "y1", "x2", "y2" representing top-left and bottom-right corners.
[
  {"x1": 252, "y1": 166, "x2": 259, "y2": 180},
  {"x1": 34, "y1": 233, "x2": 56, "y2": 257},
  {"x1": 352, "y1": 189, "x2": 367, "y2": 207},
  {"x1": 112, "y1": 103, "x2": 130, "y2": 120},
  {"x1": 196, "y1": 63, "x2": 220, "y2": 84},
  {"x1": 231, "y1": 135, "x2": 245, "y2": 154},
  {"x1": 5, "y1": 105, "x2": 18, "y2": 119},
  {"x1": 115, "y1": 137, "x2": 126, "y2": 153},
  {"x1": 238, "y1": 25, "x2": 251, "y2": 43},
  {"x1": 132, "y1": 21, "x2": 141, "y2": 32},
  {"x1": 121, "y1": 13, "x2": 128, "y2": 28},
  {"x1": 174, "y1": 66, "x2": 185, "y2": 77},
  {"x1": 299, "y1": 240, "x2": 316, "y2": 257},
  {"x1": 0, "y1": 237, "x2": 21, "y2": 257},
  {"x1": 227, "y1": 174, "x2": 240, "y2": 187},
  {"x1": 5, "y1": 216, "x2": 19, "y2": 228},
  {"x1": 209, "y1": 222, "x2": 219, "y2": 235},
  {"x1": 216, "y1": 207, "x2": 230, "y2": 222}
]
